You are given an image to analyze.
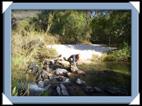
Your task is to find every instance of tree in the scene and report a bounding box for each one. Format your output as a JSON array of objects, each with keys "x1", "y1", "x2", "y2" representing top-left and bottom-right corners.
[
  {"x1": 50, "y1": 10, "x2": 92, "y2": 43},
  {"x1": 90, "y1": 10, "x2": 131, "y2": 47}
]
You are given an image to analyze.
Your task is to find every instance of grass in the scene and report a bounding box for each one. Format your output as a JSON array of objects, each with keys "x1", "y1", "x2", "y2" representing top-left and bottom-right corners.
[
  {"x1": 78, "y1": 62, "x2": 131, "y2": 94},
  {"x1": 103, "y1": 46, "x2": 131, "y2": 63},
  {"x1": 91, "y1": 53, "x2": 107, "y2": 63},
  {"x1": 12, "y1": 29, "x2": 59, "y2": 96}
]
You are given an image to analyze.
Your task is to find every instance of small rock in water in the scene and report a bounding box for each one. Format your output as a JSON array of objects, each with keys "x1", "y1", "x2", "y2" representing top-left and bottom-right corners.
[
  {"x1": 56, "y1": 84, "x2": 69, "y2": 96},
  {"x1": 43, "y1": 79, "x2": 49, "y2": 86},
  {"x1": 29, "y1": 83, "x2": 45, "y2": 96},
  {"x1": 63, "y1": 78, "x2": 70, "y2": 83},
  {"x1": 94, "y1": 86, "x2": 102, "y2": 93},
  {"x1": 55, "y1": 68, "x2": 68, "y2": 75},
  {"x1": 56, "y1": 86, "x2": 61, "y2": 96},
  {"x1": 38, "y1": 81, "x2": 44, "y2": 88},
  {"x1": 44, "y1": 84, "x2": 51, "y2": 90},
  {"x1": 85, "y1": 86, "x2": 94, "y2": 94},
  {"x1": 60, "y1": 84, "x2": 69, "y2": 96},
  {"x1": 76, "y1": 78, "x2": 85, "y2": 85}
]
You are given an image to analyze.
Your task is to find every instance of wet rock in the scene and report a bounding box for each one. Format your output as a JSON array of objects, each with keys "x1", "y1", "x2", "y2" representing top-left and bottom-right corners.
[
  {"x1": 56, "y1": 86, "x2": 61, "y2": 96},
  {"x1": 60, "y1": 84, "x2": 69, "y2": 96},
  {"x1": 56, "y1": 84, "x2": 69, "y2": 96},
  {"x1": 94, "y1": 86, "x2": 102, "y2": 93},
  {"x1": 63, "y1": 78, "x2": 70, "y2": 83},
  {"x1": 55, "y1": 76, "x2": 64, "y2": 82},
  {"x1": 85, "y1": 86, "x2": 94, "y2": 94},
  {"x1": 38, "y1": 81, "x2": 44, "y2": 88},
  {"x1": 77, "y1": 70, "x2": 86, "y2": 76},
  {"x1": 76, "y1": 78, "x2": 86, "y2": 85},
  {"x1": 55, "y1": 68, "x2": 68, "y2": 75},
  {"x1": 43, "y1": 79, "x2": 50, "y2": 87},
  {"x1": 44, "y1": 84, "x2": 51, "y2": 90},
  {"x1": 47, "y1": 85, "x2": 58, "y2": 96},
  {"x1": 29, "y1": 83, "x2": 45, "y2": 96}
]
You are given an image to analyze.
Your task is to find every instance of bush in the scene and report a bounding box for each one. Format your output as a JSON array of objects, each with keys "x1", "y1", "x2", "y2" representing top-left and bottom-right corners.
[
  {"x1": 91, "y1": 54, "x2": 107, "y2": 63},
  {"x1": 103, "y1": 45, "x2": 131, "y2": 63}
]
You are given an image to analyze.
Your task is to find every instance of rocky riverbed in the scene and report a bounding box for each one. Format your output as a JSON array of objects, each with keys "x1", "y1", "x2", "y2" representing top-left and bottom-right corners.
[{"x1": 17, "y1": 55, "x2": 129, "y2": 96}]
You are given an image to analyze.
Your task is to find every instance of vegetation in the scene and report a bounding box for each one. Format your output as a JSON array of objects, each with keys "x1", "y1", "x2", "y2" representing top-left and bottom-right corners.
[
  {"x1": 11, "y1": 10, "x2": 131, "y2": 96},
  {"x1": 104, "y1": 44, "x2": 131, "y2": 63},
  {"x1": 78, "y1": 62, "x2": 131, "y2": 95}
]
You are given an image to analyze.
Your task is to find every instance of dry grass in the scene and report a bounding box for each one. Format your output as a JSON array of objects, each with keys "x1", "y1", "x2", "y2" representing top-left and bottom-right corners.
[{"x1": 12, "y1": 30, "x2": 59, "y2": 94}]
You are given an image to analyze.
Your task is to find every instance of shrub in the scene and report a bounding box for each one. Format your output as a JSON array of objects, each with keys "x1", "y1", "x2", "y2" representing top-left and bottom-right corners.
[{"x1": 103, "y1": 46, "x2": 131, "y2": 63}]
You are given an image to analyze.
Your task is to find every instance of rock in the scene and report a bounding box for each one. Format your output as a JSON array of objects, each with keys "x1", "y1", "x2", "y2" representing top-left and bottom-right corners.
[
  {"x1": 41, "y1": 71, "x2": 48, "y2": 79},
  {"x1": 60, "y1": 84, "x2": 69, "y2": 96},
  {"x1": 38, "y1": 81, "x2": 44, "y2": 88},
  {"x1": 85, "y1": 86, "x2": 94, "y2": 94},
  {"x1": 29, "y1": 83, "x2": 45, "y2": 96},
  {"x1": 67, "y1": 72, "x2": 72, "y2": 77},
  {"x1": 43, "y1": 59, "x2": 57, "y2": 71},
  {"x1": 27, "y1": 63, "x2": 39, "y2": 74},
  {"x1": 77, "y1": 70, "x2": 86, "y2": 76},
  {"x1": 43, "y1": 79, "x2": 50, "y2": 87},
  {"x1": 94, "y1": 86, "x2": 102, "y2": 93},
  {"x1": 56, "y1": 86, "x2": 61, "y2": 95},
  {"x1": 76, "y1": 78, "x2": 86, "y2": 85},
  {"x1": 55, "y1": 68, "x2": 68, "y2": 75},
  {"x1": 63, "y1": 78, "x2": 70, "y2": 83},
  {"x1": 56, "y1": 84, "x2": 69, "y2": 96},
  {"x1": 55, "y1": 76, "x2": 64, "y2": 81},
  {"x1": 70, "y1": 65, "x2": 79, "y2": 72},
  {"x1": 44, "y1": 84, "x2": 51, "y2": 90}
]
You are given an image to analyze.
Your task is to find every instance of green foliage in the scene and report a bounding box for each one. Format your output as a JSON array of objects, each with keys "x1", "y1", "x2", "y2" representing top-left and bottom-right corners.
[
  {"x1": 91, "y1": 54, "x2": 107, "y2": 63},
  {"x1": 12, "y1": 10, "x2": 131, "y2": 46},
  {"x1": 35, "y1": 47, "x2": 58, "y2": 62},
  {"x1": 40, "y1": 91, "x2": 49, "y2": 96},
  {"x1": 28, "y1": 10, "x2": 92, "y2": 43},
  {"x1": 91, "y1": 11, "x2": 131, "y2": 46},
  {"x1": 103, "y1": 45, "x2": 131, "y2": 63}
]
